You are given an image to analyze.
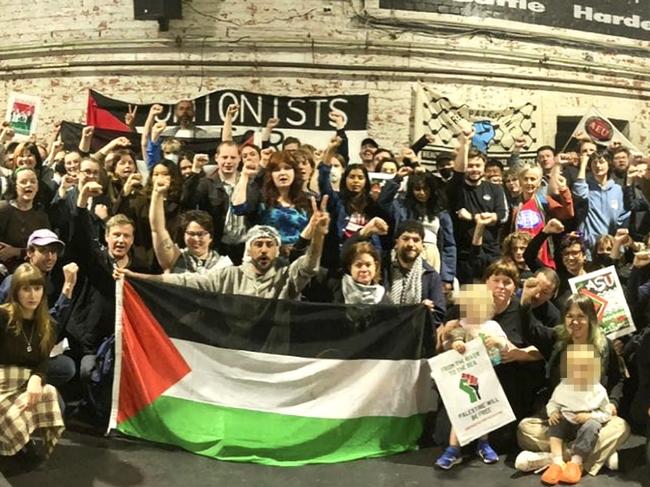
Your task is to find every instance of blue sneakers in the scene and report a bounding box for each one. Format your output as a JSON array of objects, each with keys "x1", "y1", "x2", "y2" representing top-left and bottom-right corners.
[
  {"x1": 435, "y1": 446, "x2": 463, "y2": 470},
  {"x1": 476, "y1": 440, "x2": 499, "y2": 464}
]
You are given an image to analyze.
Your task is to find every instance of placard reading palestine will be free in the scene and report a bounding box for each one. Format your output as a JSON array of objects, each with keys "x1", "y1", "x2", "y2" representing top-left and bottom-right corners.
[{"x1": 379, "y1": 0, "x2": 650, "y2": 41}]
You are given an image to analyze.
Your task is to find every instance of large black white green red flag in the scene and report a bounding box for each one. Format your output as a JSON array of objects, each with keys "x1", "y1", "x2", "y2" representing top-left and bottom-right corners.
[{"x1": 109, "y1": 278, "x2": 434, "y2": 466}]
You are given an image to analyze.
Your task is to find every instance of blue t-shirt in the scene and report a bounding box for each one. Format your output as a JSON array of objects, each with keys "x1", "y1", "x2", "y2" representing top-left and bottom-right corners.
[{"x1": 261, "y1": 206, "x2": 308, "y2": 246}]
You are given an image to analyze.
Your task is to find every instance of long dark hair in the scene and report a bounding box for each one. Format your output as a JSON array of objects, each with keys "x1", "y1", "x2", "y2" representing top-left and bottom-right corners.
[
  {"x1": 145, "y1": 159, "x2": 183, "y2": 202},
  {"x1": 340, "y1": 164, "x2": 372, "y2": 215},
  {"x1": 262, "y1": 151, "x2": 309, "y2": 211},
  {"x1": 404, "y1": 171, "x2": 446, "y2": 219}
]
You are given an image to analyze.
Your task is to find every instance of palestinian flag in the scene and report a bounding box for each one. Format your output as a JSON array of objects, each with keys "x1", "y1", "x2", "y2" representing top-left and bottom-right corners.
[{"x1": 109, "y1": 279, "x2": 435, "y2": 466}]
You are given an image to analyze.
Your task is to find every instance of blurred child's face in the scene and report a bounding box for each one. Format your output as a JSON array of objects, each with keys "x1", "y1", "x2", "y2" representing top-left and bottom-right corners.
[
  {"x1": 458, "y1": 284, "x2": 494, "y2": 324},
  {"x1": 564, "y1": 344, "x2": 600, "y2": 390}
]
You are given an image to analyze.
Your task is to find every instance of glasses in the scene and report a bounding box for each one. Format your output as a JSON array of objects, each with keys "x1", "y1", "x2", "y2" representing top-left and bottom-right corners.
[{"x1": 185, "y1": 230, "x2": 210, "y2": 238}]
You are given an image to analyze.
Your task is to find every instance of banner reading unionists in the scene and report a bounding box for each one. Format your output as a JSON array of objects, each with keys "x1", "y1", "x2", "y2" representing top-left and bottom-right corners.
[
  {"x1": 568, "y1": 265, "x2": 636, "y2": 339},
  {"x1": 109, "y1": 279, "x2": 435, "y2": 466},
  {"x1": 414, "y1": 83, "x2": 539, "y2": 163},
  {"x1": 4, "y1": 92, "x2": 40, "y2": 140},
  {"x1": 429, "y1": 339, "x2": 515, "y2": 446},
  {"x1": 87, "y1": 89, "x2": 369, "y2": 157}
]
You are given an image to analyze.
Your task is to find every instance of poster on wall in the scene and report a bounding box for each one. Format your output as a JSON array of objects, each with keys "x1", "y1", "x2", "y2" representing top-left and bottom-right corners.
[
  {"x1": 414, "y1": 83, "x2": 539, "y2": 163},
  {"x1": 568, "y1": 266, "x2": 636, "y2": 339},
  {"x1": 429, "y1": 338, "x2": 516, "y2": 446},
  {"x1": 86, "y1": 89, "x2": 369, "y2": 160},
  {"x1": 4, "y1": 92, "x2": 40, "y2": 140},
  {"x1": 378, "y1": 1, "x2": 650, "y2": 42}
]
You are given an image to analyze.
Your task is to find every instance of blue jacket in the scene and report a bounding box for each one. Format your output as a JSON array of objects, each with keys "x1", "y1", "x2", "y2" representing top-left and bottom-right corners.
[{"x1": 572, "y1": 176, "x2": 628, "y2": 249}]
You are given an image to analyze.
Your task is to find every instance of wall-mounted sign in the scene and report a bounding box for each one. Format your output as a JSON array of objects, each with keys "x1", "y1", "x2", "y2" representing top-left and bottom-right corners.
[{"x1": 379, "y1": 0, "x2": 650, "y2": 41}]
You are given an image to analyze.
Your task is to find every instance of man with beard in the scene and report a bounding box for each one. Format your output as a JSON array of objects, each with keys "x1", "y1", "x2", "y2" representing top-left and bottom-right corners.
[
  {"x1": 382, "y1": 220, "x2": 445, "y2": 327},
  {"x1": 611, "y1": 147, "x2": 631, "y2": 186},
  {"x1": 118, "y1": 197, "x2": 330, "y2": 300},
  {"x1": 448, "y1": 128, "x2": 508, "y2": 284},
  {"x1": 161, "y1": 99, "x2": 210, "y2": 139}
]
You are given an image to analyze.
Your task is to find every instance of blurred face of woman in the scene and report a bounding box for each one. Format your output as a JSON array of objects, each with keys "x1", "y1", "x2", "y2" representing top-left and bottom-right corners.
[
  {"x1": 184, "y1": 221, "x2": 212, "y2": 256},
  {"x1": 412, "y1": 184, "x2": 430, "y2": 203},
  {"x1": 345, "y1": 168, "x2": 366, "y2": 193},
  {"x1": 485, "y1": 273, "x2": 516, "y2": 306},
  {"x1": 15, "y1": 170, "x2": 38, "y2": 204},
  {"x1": 271, "y1": 162, "x2": 295, "y2": 190},
  {"x1": 520, "y1": 169, "x2": 541, "y2": 198},
  {"x1": 17, "y1": 284, "x2": 43, "y2": 313},
  {"x1": 114, "y1": 155, "x2": 136, "y2": 180},
  {"x1": 241, "y1": 146, "x2": 260, "y2": 168},
  {"x1": 179, "y1": 158, "x2": 193, "y2": 179},
  {"x1": 151, "y1": 164, "x2": 171, "y2": 187},
  {"x1": 564, "y1": 304, "x2": 589, "y2": 343},
  {"x1": 350, "y1": 253, "x2": 376, "y2": 285},
  {"x1": 504, "y1": 175, "x2": 521, "y2": 196},
  {"x1": 15, "y1": 149, "x2": 37, "y2": 169}
]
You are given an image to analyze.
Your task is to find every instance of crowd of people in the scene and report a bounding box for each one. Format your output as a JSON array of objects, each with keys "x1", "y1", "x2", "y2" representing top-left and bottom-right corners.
[{"x1": 0, "y1": 98, "x2": 649, "y2": 483}]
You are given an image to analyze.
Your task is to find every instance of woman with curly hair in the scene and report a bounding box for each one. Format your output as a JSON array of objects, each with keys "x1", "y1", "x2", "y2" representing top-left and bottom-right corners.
[
  {"x1": 378, "y1": 170, "x2": 456, "y2": 285},
  {"x1": 0, "y1": 263, "x2": 65, "y2": 465}
]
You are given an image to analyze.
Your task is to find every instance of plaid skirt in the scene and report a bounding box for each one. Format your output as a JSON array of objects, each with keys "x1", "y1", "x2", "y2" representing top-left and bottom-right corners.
[{"x1": 0, "y1": 366, "x2": 65, "y2": 456}]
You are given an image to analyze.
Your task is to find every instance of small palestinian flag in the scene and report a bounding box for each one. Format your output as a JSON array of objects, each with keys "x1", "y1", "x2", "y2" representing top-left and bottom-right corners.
[{"x1": 109, "y1": 279, "x2": 435, "y2": 466}]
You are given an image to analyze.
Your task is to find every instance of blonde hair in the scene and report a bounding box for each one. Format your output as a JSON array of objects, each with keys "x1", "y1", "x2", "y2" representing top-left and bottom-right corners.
[
  {"x1": 517, "y1": 163, "x2": 543, "y2": 181},
  {"x1": 0, "y1": 263, "x2": 54, "y2": 355}
]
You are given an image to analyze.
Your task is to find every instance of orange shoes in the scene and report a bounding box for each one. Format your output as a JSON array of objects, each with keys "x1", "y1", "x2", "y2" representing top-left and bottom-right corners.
[
  {"x1": 541, "y1": 464, "x2": 563, "y2": 485},
  {"x1": 560, "y1": 462, "x2": 582, "y2": 484},
  {"x1": 540, "y1": 462, "x2": 583, "y2": 485}
]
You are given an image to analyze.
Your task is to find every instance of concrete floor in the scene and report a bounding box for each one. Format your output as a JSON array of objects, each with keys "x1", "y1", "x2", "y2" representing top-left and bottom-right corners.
[{"x1": 2, "y1": 431, "x2": 648, "y2": 487}]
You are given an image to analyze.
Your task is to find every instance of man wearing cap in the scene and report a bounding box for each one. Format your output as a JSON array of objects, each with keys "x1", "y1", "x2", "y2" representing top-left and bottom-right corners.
[
  {"x1": 119, "y1": 197, "x2": 330, "y2": 300},
  {"x1": 359, "y1": 138, "x2": 378, "y2": 170},
  {"x1": 0, "y1": 228, "x2": 79, "y2": 389}
]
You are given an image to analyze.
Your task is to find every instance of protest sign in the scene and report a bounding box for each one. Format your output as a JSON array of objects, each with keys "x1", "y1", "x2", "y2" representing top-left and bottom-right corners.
[
  {"x1": 569, "y1": 265, "x2": 636, "y2": 339},
  {"x1": 429, "y1": 338, "x2": 515, "y2": 446},
  {"x1": 5, "y1": 92, "x2": 40, "y2": 140},
  {"x1": 562, "y1": 107, "x2": 642, "y2": 155}
]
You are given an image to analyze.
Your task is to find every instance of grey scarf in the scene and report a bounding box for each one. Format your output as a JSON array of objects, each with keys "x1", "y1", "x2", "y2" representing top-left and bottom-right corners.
[
  {"x1": 341, "y1": 274, "x2": 386, "y2": 305},
  {"x1": 389, "y1": 251, "x2": 423, "y2": 305}
]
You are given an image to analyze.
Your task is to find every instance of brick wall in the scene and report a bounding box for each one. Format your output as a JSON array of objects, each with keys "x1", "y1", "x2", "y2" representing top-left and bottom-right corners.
[{"x1": 1, "y1": 0, "x2": 648, "y2": 153}]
